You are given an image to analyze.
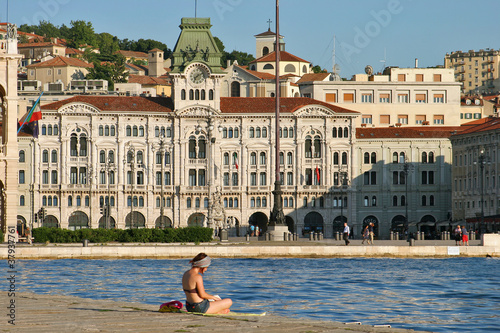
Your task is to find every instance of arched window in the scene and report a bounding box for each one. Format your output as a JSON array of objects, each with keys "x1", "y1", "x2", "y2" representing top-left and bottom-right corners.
[
  {"x1": 371, "y1": 152, "x2": 376, "y2": 164},
  {"x1": 364, "y1": 152, "x2": 369, "y2": 164},
  {"x1": 289, "y1": 197, "x2": 294, "y2": 207},
  {"x1": 189, "y1": 136, "x2": 196, "y2": 158},
  {"x1": 139, "y1": 126, "x2": 144, "y2": 137},
  {"x1": 224, "y1": 198, "x2": 228, "y2": 208},
  {"x1": 303, "y1": 197, "x2": 308, "y2": 207},
  {"x1": 53, "y1": 196, "x2": 58, "y2": 207},
  {"x1": 181, "y1": 89, "x2": 186, "y2": 100},
  {"x1": 189, "y1": 89, "x2": 194, "y2": 100},
  {"x1": 289, "y1": 127, "x2": 293, "y2": 138},
  {"x1": 338, "y1": 127, "x2": 343, "y2": 138},
  {"x1": 42, "y1": 125, "x2": 47, "y2": 135},
  {"x1": 401, "y1": 195, "x2": 406, "y2": 206},
  {"x1": 284, "y1": 64, "x2": 296, "y2": 73},
  {"x1": 262, "y1": 46, "x2": 269, "y2": 55},
  {"x1": 305, "y1": 136, "x2": 312, "y2": 158},
  {"x1": 393, "y1": 152, "x2": 398, "y2": 163},
  {"x1": 201, "y1": 89, "x2": 206, "y2": 100},
  {"x1": 250, "y1": 152, "x2": 257, "y2": 165},
  {"x1": 42, "y1": 150, "x2": 49, "y2": 163},
  {"x1": 234, "y1": 198, "x2": 239, "y2": 207},
  {"x1": 234, "y1": 127, "x2": 239, "y2": 138},
  {"x1": 429, "y1": 152, "x2": 435, "y2": 163},
  {"x1": 228, "y1": 127, "x2": 233, "y2": 138},
  {"x1": 256, "y1": 197, "x2": 261, "y2": 207},
  {"x1": 256, "y1": 127, "x2": 261, "y2": 138},
  {"x1": 364, "y1": 196, "x2": 369, "y2": 207},
  {"x1": 223, "y1": 152, "x2": 229, "y2": 165},
  {"x1": 263, "y1": 63, "x2": 274, "y2": 70},
  {"x1": 19, "y1": 150, "x2": 25, "y2": 162},
  {"x1": 399, "y1": 152, "x2": 405, "y2": 163},
  {"x1": 20, "y1": 195, "x2": 25, "y2": 206},
  {"x1": 372, "y1": 196, "x2": 377, "y2": 206},
  {"x1": 344, "y1": 127, "x2": 349, "y2": 138},
  {"x1": 110, "y1": 125, "x2": 115, "y2": 136},
  {"x1": 54, "y1": 125, "x2": 59, "y2": 135},
  {"x1": 209, "y1": 89, "x2": 214, "y2": 100},
  {"x1": 136, "y1": 151, "x2": 143, "y2": 164},
  {"x1": 422, "y1": 152, "x2": 428, "y2": 163},
  {"x1": 231, "y1": 81, "x2": 241, "y2": 97},
  {"x1": 422, "y1": 195, "x2": 427, "y2": 206},
  {"x1": 333, "y1": 152, "x2": 339, "y2": 165},
  {"x1": 260, "y1": 152, "x2": 266, "y2": 165},
  {"x1": 342, "y1": 152, "x2": 347, "y2": 164},
  {"x1": 68, "y1": 195, "x2": 73, "y2": 206},
  {"x1": 222, "y1": 127, "x2": 227, "y2": 138},
  {"x1": 279, "y1": 152, "x2": 284, "y2": 165},
  {"x1": 332, "y1": 127, "x2": 337, "y2": 138},
  {"x1": 195, "y1": 89, "x2": 200, "y2": 100},
  {"x1": 313, "y1": 136, "x2": 321, "y2": 158},
  {"x1": 393, "y1": 196, "x2": 398, "y2": 206},
  {"x1": 99, "y1": 125, "x2": 104, "y2": 136},
  {"x1": 132, "y1": 126, "x2": 138, "y2": 136},
  {"x1": 79, "y1": 134, "x2": 88, "y2": 156},
  {"x1": 139, "y1": 196, "x2": 144, "y2": 207},
  {"x1": 126, "y1": 125, "x2": 131, "y2": 136},
  {"x1": 250, "y1": 197, "x2": 255, "y2": 207},
  {"x1": 430, "y1": 195, "x2": 435, "y2": 206},
  {"x1": 48, "y1": 125, "x2": 53, "y2": 135},
  {"x1": 105, "y1": 125, "x2": 109, "y2": 136},
  {"x1": 198, "y1": 137, "x2": 206, "y2": 158},
  {"x1": 262, "y1": 127, "x2": 267, "y2": 138},
  {"x1": 109, "y1": 150, "x2": 114, "y2": 163},
  {"x1": 156, "y1": 197, "x2": 161, "y2": 207},
  {"x1": 287, "y1": 152, "x2": 293, "y2": 165},
  {"x1": 249, "y1": 127, "x2": 254, "y2": 138},
  {"x1": 100, "y1": 150, "x2": 106, "y2": 163}
]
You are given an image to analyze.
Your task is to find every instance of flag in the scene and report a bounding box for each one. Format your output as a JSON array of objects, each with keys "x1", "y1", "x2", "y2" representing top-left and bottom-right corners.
[
  {"x1": 315, "y1": 166, "x2": 320, "y2": 184},
  {"x1": 233, "y1": 153, "x2": 238, "y2": 170},
  {"x1": 18, "y1": 92, "x2": 43, "y2": 138}
]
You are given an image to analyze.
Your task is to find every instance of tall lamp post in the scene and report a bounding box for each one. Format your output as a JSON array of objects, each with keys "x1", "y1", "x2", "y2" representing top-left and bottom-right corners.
[
  {"x1": 339, "y1": 169, "x2": 348, "y2": 227},
  {"x1": 105, "y1": 153, "x2": 115, "y2": 229},
  {"x1": 403, "y1": 159, "x2": 412, "y2": 241},
  {"x1": 153, "y1": 135, "x2": 168, "y2": 229},
  {"x1": 126, "y1": 147, "x2": 135, "y2": 229},
  {"x1": 478, "y1": 149, "x2": 486, "y2": 235},
  {"x1": 87, "y1": 165, "x2": 93, "y2": 228}
]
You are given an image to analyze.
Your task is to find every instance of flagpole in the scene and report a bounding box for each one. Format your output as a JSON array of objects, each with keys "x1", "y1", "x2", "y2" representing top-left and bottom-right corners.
[{"x1": 18, "y1": 92, "x2": 43, "y2": 134}]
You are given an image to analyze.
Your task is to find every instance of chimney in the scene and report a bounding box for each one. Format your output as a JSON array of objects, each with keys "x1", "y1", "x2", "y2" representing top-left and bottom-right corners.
[
  {"x1": 227, "y1": 60, "x2": 231, "y2": 68},
  {"x1": 415, "y1": 58, "x2": 418, "y2": 68}
]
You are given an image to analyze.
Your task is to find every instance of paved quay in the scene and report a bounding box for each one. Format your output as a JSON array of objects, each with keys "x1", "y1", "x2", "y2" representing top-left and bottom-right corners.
[
  {"x1": 2, "y1": 234, "x2": 499, "y2": 259},
  {"x1": 2, "y1": 292, "x2": 430, "y2": 333}
]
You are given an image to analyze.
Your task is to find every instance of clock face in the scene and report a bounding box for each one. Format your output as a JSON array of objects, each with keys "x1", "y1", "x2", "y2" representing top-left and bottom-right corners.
[{"x1": 189, "y1": 67, "x2": 206, "y2": 85}]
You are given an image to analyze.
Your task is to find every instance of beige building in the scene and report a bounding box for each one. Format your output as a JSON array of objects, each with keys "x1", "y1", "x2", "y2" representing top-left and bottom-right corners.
[
  {"x1": 26, "y1": 56, "x2": 93, "y2": 90},
  {"x1": 0, "y1": 24, "x2": 22, "y2": 240},
  {"x1": 299, "y1": 67, "x2": 462, "y2": 128},
  {"x1": 18, "y1": 42, "x2": 66, "y2": 66},
  {"x1": 451, "y1": 117, "x2": 500, "y2": 233},
  {"x1": 445, "y1": 49, "x2": 500, "y2": 95}
]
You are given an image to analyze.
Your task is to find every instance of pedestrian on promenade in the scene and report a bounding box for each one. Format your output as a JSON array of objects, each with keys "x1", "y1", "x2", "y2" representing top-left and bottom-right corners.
[
  {"x1": 343, "y1": 222, "x2": 350, "y2": 246},
  {"x1": 361, "y1": 225, "x2": 370, "y2": 244},
  {"x1": 250, "y1": 224, "x2": 255, "y2": 236},
  {"x1": 182, "y1": 253, "x2": 232, "y2": 314},
  {"x1": 255, "y1": 226, "x2": 259, "y2": 237},
  {"x1": 461, "y1": 226, "x2": 469, "y2": 246},
  {"x1": 369, "y1": 222, "x2": 374, "y2": 245},
  {"x1": 454, "y1": 225, "x2": 462, "y2": 246}
]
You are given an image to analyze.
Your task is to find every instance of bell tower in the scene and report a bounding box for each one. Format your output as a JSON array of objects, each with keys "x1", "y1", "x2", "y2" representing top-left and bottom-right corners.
[
  {"x1": 170, "y1": 18, "x2": 225, "y2": 111},
  {"x1": 0, "y1": 24, "x2": 23, "y2": 240}
]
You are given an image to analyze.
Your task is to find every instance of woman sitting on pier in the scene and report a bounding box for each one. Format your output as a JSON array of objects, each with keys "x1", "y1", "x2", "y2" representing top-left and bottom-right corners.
[{"x1": 182, "y1": 253, "x2": 232, "y2": 314}]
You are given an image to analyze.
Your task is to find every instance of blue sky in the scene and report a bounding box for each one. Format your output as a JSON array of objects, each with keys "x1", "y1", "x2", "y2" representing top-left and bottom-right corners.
[{"x1": 2, "y1": 0, "x2": 499, "y2": 78}]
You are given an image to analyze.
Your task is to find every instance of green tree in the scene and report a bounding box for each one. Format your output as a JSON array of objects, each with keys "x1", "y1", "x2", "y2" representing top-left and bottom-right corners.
[
  {"x1": 223, "y1": 50, "x2": 255, "y2": 67},
  {"x1": 68, "y1": 20, "x2": 96, "y2": 48},
  {"x1": 97, "y1": 32, "x2": 120, "y2": 56},
  {"x1": 86, "y1": 54, "x2": 128, "y2": 91},
  {"x1": 213, "y1": 36, "x2": 225, "y2": 53},
  {"x1": 311, "y1": 65, "x2": 327, "y2": 73}
]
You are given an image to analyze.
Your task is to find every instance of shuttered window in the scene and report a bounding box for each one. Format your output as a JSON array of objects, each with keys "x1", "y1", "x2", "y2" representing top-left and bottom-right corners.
[
  {"x1": 343, "y1": 93, "x2": 354, "y2": 103},
  {"x1": 325, "y1": 93, "x2": 337, "y2": 102}
]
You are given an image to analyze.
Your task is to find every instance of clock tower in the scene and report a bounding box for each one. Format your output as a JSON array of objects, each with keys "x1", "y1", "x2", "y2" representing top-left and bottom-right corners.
[{"x1": 170, "y1": 18, "x2": 225, "y2": 111}]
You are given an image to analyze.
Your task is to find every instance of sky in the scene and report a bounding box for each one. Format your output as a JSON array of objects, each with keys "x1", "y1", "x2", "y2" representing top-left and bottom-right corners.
[{"x1": 1, "y1": 0, "x2": 499, "y2": 78}]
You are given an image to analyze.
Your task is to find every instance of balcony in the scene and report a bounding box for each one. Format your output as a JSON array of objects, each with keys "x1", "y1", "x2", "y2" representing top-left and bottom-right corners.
[{"x1": 188, "y1": 158, "x2": 207, "y2": 165}]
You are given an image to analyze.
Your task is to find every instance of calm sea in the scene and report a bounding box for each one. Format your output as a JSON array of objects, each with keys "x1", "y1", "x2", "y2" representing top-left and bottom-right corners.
[{"x1": 16, "y1": 257, "x2": 500, "y2": 333}]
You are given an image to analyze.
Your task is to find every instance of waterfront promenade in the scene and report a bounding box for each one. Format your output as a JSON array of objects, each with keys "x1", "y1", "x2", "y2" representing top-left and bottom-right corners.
[
  {"x1": 2, "y1": 234, "x2": 499, "y2": 259},
  {"x1": 3, "y1": 292, "x2": 430, "y2": 333}
]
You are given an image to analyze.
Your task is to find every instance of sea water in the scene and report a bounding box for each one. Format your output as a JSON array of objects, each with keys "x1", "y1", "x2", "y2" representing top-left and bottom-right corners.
[{"x1": 16, "y1": 257, "x2": 500, "y2": 332}]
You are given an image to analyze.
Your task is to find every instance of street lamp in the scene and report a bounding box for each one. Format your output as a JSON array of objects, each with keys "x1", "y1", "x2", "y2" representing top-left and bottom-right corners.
[
  {"x1": 339, "y1": 169, "x2": 348, "y2": 227},
  {"x1": 87, "y1": 165, "x2": 93, "y2": 228},
  {"x1": 403, "y1": 159, "x2": 413, "y2": 242},
  {"x1": 126, "y1": 147, "x2": 135, "y2": 229},
  {"x1": 104, "y1": 152, "x2": 115, "y2": 229},
  {"x1": 153, "y1": 135, "x2": 167, "y2": 229},
  {"x1": 478, "y1": 148, "x2": 487, "y2": 235}
]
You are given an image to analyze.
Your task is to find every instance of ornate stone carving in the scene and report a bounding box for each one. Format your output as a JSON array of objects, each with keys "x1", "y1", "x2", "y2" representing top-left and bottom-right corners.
[
  {"x1": 58, "y1": 104, "x2": 100, "y2": 115},
  {"x1": 211, "y1": 187, "x2": 226, "y2": 228},
  {"x1": 295, "y1": 106, "x2": 334, "y2": 117},
  {"x1": 6, "y1": 24, "x2": 17, "y2": 39}
]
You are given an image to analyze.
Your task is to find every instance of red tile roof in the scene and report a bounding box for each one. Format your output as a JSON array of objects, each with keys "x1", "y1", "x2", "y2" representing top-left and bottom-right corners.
[
  {"x1": 27, "y1": 56, "x2": 93, "y2": 68},
  {"x1": 235, "y1": 65, "x2": 299, "y2": 81},
  {"x1": 220, "y1": 97, "x2": 359, "y2": 114},
  {"x1": 41, "y1": 96, "x2": 173, "y2": 113},
  {"x1": 117, "y1": 50, "x2": 148, "y2": 58},
  {"x1": 356, "y1": 126, "x2": 463, "y2": 139},
  {"x1": 250, "y1": 51, "x2": 309, "y2": 64},
  {"x1": 296, "y1": 72, "x2": 331, "y2": 84},
  {"x1": 128, "y1": 75, "x2": 170, "y2": 85},
  {"x1": 452, "y1": 117, "x2": 500, "y2": 136},
  {"x1": 149, "y1": 48, "x2": 163, "y2": 52},
  {"x1": 65, "y1": 47, "x2": 84, "y2": 55}
]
